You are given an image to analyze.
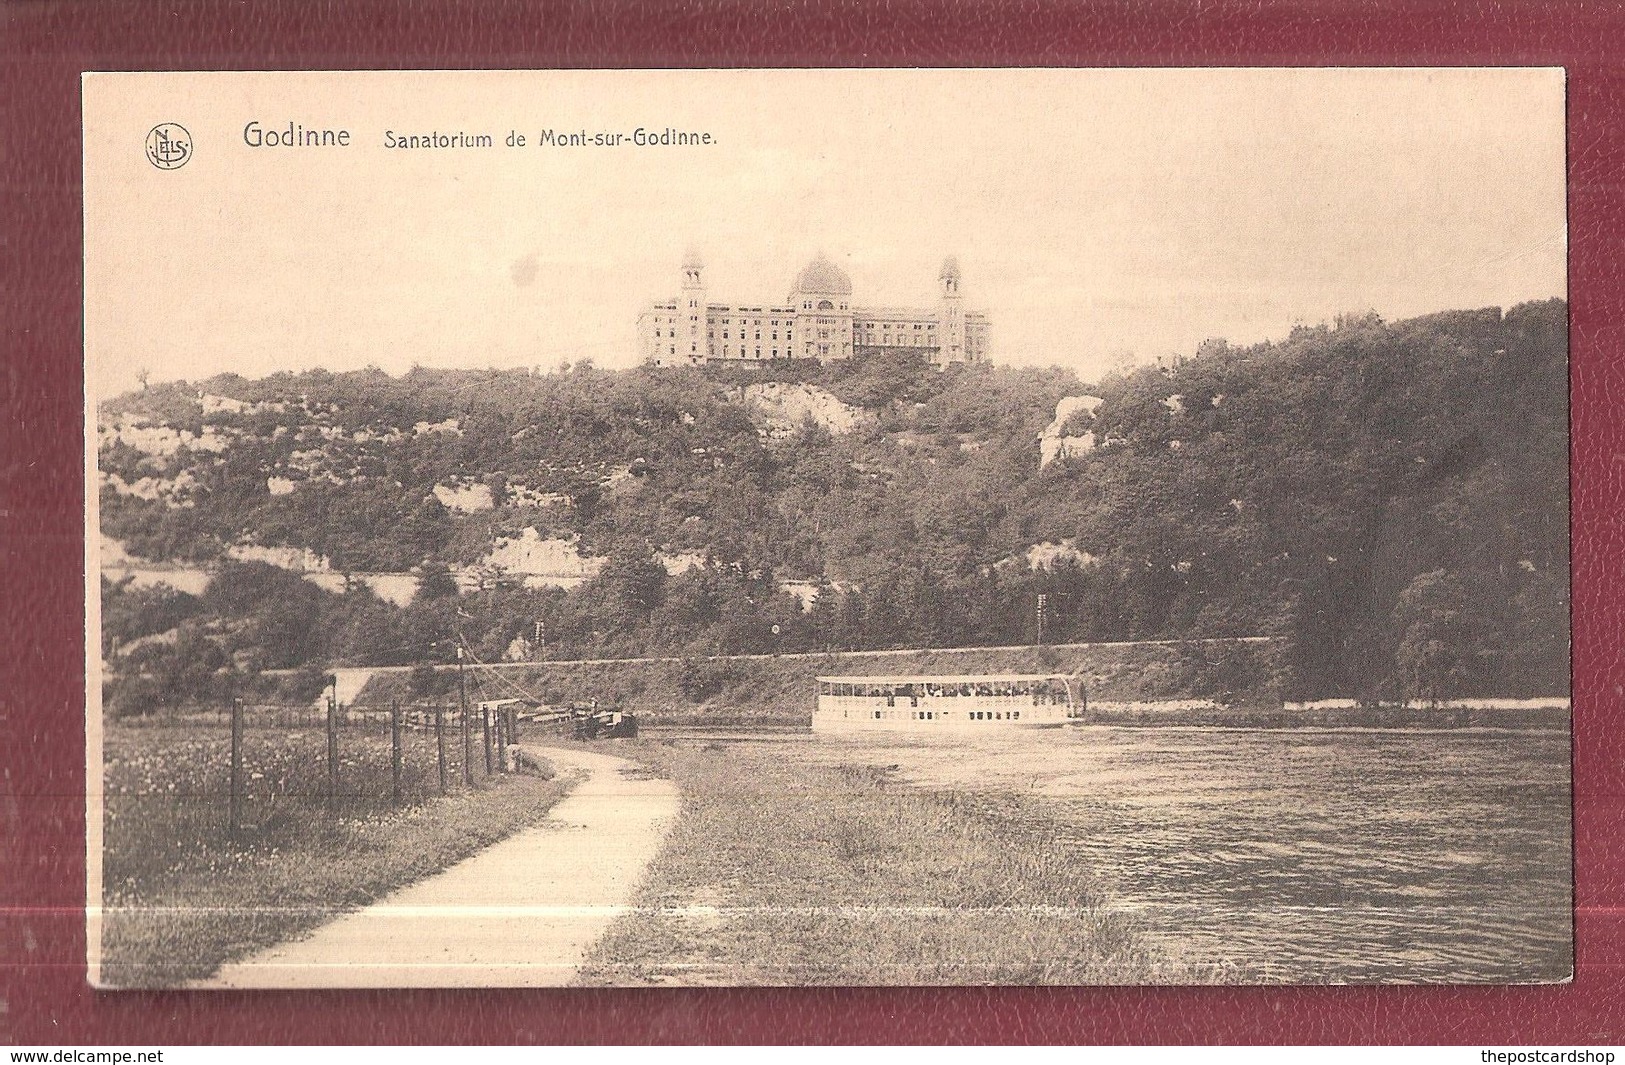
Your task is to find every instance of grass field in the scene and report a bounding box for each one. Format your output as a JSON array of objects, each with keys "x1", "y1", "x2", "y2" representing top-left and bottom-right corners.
[
  {"x1": 98, "y1": 721, "x2": 573, "y2": 987},
  {"x1": 573, "y1": 737, "x2": 1176, "y2": 986}
]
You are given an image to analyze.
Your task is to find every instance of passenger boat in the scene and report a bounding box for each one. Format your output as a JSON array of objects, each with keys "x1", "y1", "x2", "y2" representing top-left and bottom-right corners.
[{"x1": 811, "y1": 673, "x2": 1081, "y2": 734}]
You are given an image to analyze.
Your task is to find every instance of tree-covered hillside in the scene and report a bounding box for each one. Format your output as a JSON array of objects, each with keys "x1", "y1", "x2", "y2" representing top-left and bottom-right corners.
[{"x1": 99, "y1": 299, "x2": 1568, "y2": 712}]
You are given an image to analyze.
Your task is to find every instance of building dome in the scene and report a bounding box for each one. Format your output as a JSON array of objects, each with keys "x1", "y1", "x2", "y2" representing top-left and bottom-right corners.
[
  {"x1": 792, "y1": 253, "x2": 853, "y2": 296},
  {"x1": 681, "y1": 247, "x2": 705, "y2": 271},
  {"x1": 939, "y1": 255, "x2": 962, "y2": 282}
]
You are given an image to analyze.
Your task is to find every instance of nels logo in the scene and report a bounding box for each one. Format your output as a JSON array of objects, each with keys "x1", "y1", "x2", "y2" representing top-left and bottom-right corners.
[{"x1": 145, "y1": 123, "x2": 192, "y2": 170}]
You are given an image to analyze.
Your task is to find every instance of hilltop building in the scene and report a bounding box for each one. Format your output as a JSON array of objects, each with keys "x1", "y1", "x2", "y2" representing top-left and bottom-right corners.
[{"x1": 641, "y1": 252, "x2": 990, "y2": 368}]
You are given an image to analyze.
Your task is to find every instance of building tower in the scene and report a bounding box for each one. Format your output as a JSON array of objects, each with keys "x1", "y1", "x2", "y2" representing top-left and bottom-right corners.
[
  {"x1": 937, "y1": 256, "x2": 965, "y2": 365},
  {"x1": 680, "y1": 248, "x2": 708, "y2": 363},
  {"x1": 789, "y1": 252, "x2": 854, "y2": 362}
]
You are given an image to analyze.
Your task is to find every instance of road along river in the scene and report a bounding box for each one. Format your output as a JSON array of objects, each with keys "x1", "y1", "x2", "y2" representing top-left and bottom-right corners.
[{"x1": 199, "y1": 746, "x2": 678, "y2": 988}]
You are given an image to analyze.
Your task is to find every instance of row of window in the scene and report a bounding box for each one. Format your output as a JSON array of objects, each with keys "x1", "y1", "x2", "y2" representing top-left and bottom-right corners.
[
  {"x1": 820, "y1": 681, "x2": 1065, "y2": 698},
  {"x1": 664, "y1": 345, "x2": 861, "y2": 360},
  {"x1": 652, "y1": 313, "x2": 966, "y2": 329},
  {"x1": 653, "y1": 328, "x2": 799, "y2": 341},
  {"x1": 648, "y1": 316, "x2": 984, "y2": 339},
  {"x1": 853, "y1": 709, "x2": 1024, "y2": 721}
]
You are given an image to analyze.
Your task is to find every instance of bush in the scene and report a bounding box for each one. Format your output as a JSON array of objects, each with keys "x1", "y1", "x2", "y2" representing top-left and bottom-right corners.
[
  {"x1": 677, "y1": 660, "x2": 740, "y2": 703},
  {"x1": 407, "y1": 662, "x2": 451, "y2": 699},
  {"x1": 276, "y1": 664, "x2": 333, "y2": 705},
  {"x1": 105, "y1": 675, "x2": 163, "y2": 719}
]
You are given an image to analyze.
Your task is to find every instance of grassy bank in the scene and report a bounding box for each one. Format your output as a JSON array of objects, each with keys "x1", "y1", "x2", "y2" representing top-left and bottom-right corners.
[
  {"x1": 357, "y1": 639, "x2": 1266, "y2": 724},
  {"x1": 98, "y1": 722, "x2": 572, "y2": 987},
  {"x1": 572, "y1": 738, "x2": 1175, "y2": 986},
  {"x1": 1084, "y1": 701, "x2": 1570, "y2": 730}
]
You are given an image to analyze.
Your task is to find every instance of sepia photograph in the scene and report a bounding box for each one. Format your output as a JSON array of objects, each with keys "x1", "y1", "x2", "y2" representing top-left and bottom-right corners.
[{"x1": 83, "y1": 67, "x2": 1571, "y2": 989}]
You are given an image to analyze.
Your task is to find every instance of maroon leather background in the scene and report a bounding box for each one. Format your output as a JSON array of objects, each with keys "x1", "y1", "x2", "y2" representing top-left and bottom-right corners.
[{"x1": 4, "y1": 0, "x2": 1622, "y2": 1045}]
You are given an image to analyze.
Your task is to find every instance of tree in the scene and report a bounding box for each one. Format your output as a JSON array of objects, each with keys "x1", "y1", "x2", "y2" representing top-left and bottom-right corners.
[
  {"x1": 414, "y1": 562, "x2": 459, "y2": 602},
  {"x1": 1390, "y1": 569, "x2": 1475, "y2": 706}
]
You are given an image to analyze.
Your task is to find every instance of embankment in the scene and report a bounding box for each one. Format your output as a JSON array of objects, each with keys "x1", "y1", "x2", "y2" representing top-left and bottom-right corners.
[
  {"x1": 354, "y1": 638, "x2": 1269, "y2": 724},
  {"x1": 1083, "y1": 697, "x2": 1570, "y2": 730}
]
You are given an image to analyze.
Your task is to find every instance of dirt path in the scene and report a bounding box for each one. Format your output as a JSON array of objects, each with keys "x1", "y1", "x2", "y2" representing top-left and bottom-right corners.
[{"x1": 200, "y1": 746, "x2": 678, "y2": 988}]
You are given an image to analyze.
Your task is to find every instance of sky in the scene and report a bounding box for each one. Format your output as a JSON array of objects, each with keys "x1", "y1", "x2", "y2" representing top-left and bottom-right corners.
[{"x1": 83, "y1": 68, "x2": 1567, "y2": 398}]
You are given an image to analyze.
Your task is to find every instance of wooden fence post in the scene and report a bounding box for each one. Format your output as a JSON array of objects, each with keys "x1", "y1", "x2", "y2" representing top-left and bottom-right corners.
[
  {"x1": 435, "y1": 704, "x2": 448, "y2": 794},
  {"x1": 458, "y1": 650, "x2": 473, "y2": 786},
  {"x1": 482, "y1": 704, "x2": 493, "y2": 776},
  {"x1": 229, "y1": 697, "x2": 243, "y2": 836},
  {"x1": 391, "y1": 700, "x2": 403, "y2": 804},
  {"x1": 461, "y1": 698, "x2": 473, "y2": 788},
  {"x1": 326, "y1": 691, "x2": 339, "y2": 805}
]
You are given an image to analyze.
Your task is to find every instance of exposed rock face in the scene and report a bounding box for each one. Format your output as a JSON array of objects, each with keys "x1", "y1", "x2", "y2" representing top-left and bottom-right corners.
[
  {"x1": 99, "y1": 419, "x2": 231, "y2": 457},
  {"x1": 103, "y1": 470, "x2": 201, "y2": 505},
  {"x1": 227, "y1": 542, "x2": 332, "y2": 572},
  {"x1": 994, "y1": 538, "x2": 1098, "y2": 574},
  {"x1": 1039, "y1": 395, "x2": 1103, "y2": 467},
  {"x1": 656, "y1": 550, "x2": 708, "y2": 576},
  {"x1": 482, "y1": 527, "x2": 605, "y2": 577},
  {"x1": 731, "y1": 382, "x2": 867, "y2": 438},
  {"x1": 433, "y1": 481, "x2": 495, "y2": 513}
]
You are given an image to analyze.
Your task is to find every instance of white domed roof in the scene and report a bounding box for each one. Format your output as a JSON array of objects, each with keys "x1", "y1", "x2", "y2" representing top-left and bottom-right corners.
[
  {"x1": 939, "y1": 256, "x2": 962, "y2": 282},
  {"x1": 792, "y1": 253, "x2": 853, "y2": 296}
]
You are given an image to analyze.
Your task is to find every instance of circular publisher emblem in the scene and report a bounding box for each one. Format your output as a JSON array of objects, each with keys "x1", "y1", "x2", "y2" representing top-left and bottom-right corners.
[{"x1": 145, "y1": 123, "x2": 192, "y2": 170}]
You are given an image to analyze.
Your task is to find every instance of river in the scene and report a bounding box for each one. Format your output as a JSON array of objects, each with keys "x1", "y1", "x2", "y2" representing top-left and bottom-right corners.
[{"x1": 723, "y1": 724, "x2": 1573, "y2": 984}]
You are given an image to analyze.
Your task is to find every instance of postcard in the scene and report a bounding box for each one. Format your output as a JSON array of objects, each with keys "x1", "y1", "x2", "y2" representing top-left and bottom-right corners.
[{"x1": 84, "y1": 68, "x2": 1570, "y2": 988}]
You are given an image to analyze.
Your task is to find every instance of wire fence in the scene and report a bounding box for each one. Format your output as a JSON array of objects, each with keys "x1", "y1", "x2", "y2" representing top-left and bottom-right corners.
[{"x1": 105, "y1": 699, "x2": 531, "y2": 837}]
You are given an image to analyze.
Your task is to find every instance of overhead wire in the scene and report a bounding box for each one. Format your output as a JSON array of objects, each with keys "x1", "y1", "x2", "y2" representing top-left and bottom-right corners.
[{"x1": 452, "y1": 626, "x2": 555, "y2": 707}]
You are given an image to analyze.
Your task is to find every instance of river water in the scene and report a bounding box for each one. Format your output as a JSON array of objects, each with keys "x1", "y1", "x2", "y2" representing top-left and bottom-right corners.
[{"x1": 746, "y1": 725, "x2": 1573, "y2": 984}]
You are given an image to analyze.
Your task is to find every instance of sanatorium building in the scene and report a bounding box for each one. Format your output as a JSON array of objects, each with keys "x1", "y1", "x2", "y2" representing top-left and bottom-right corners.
[{"x1": 641, "y1": 251, "x2": 990, "y2": 368}]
